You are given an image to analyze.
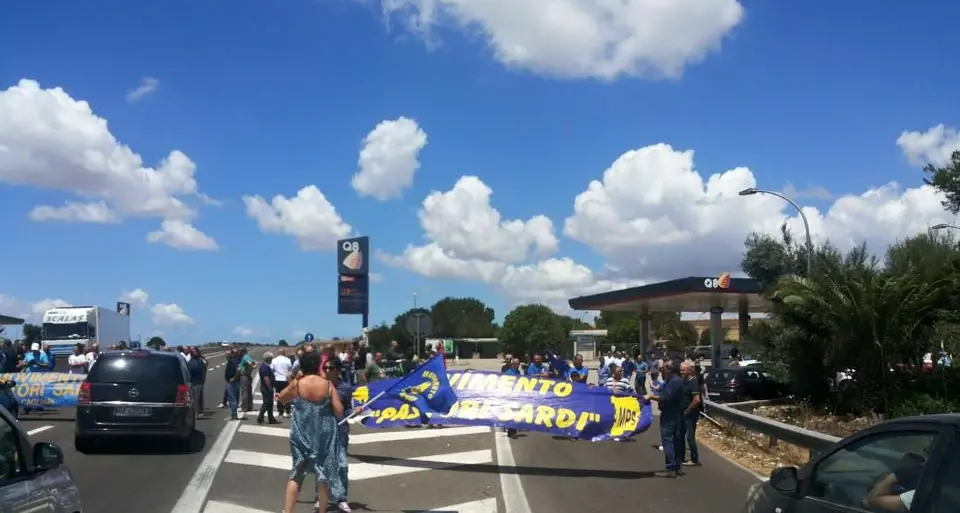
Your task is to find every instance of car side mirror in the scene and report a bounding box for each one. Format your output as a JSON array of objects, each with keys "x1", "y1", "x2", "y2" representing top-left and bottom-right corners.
[
  {"x1": 769, "y1": 466, "x2": 799, "y2": 494},
  {"x1": 33, "y1": 442, "x2": 64, "y2": 470}
]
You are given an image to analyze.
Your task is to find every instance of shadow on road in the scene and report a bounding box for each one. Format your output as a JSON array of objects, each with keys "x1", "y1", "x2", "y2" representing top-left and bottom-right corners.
[{"x1": 349, "y1": 453, "x2": 657, "y2": 480}]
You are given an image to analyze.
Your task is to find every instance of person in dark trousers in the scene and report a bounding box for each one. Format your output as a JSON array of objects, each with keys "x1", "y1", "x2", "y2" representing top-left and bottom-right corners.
[
  {"x1": 677, "y1": 359, "x2": 703, "y2": 466},
  {"x1": 645, "y1": 359, "x2": 684, "y2": 477},
  {"x1": 257, "y1": 352, "x2": 280, "y2": 424},
  {"x1": 502, "y1": 358, "x2": 522, "y2": 438},
  {"x1": 186, "y1": 349, "x2": 206, "y2": 418},
  {"x1": 224, "y1": 350, "x2": 241, "y2": 420}
]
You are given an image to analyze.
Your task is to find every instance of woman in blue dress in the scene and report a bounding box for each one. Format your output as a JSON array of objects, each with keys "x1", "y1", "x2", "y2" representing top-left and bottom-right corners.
[
  {"x1": 322, "y1": 357, "x2": 359, "y2": 512},
  {"x1": 276, "y1": 351, "x2": 345, "y2": 513}
]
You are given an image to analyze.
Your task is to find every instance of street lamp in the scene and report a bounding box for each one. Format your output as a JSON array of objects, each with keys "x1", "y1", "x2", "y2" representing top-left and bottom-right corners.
[
  {"x1": 932, "y1": 223, "x2": 960, "y2": 230},
  {"x1": 739, "y1": 187, "x2": 814, "y2": 276}
]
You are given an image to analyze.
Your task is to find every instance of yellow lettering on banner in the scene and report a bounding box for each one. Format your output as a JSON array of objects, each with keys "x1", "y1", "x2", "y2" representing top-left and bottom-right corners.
[
  {"x1": 533, "y1": 406, "x2": 556, "y2": 427},
  {"x1": 516, "y1": 377, "x2": 538, "y2": 394},
  {"x1": 467, "y1": 373, "x2": 500, "y2": 393},
  {"x1": 609, "y1": 397, "x2": 641, "y2": 437},
  {"x1": 516, "y1": 404, "x2": 535, "y2": 424},
  {"x1": 555, "y1": 408, "x2": 576, "y2": 429},
  {"x1": 448, "y1": 373, "x2": 462, "y2": 387},
  {"x1": 575, "y1": 411, "x2": 600, "y2": 432},
  {"x1": 497, "y1": 403, "x2": 516, "y2": 422},
  {"x1": 553, "y1": 382, "x2": 572, "y2": 398},
  {"x1": 497, "y1": 375, "x2": 517, "y2": 392}
]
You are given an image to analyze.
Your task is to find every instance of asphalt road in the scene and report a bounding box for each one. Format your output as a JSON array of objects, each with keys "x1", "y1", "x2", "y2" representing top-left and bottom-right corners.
[
  {"x1": 19, "y1": 347, "x2": 243, "y2": 513},
  {"x1": 16, "y1": 352, "x2": 759, "y2": 513}
]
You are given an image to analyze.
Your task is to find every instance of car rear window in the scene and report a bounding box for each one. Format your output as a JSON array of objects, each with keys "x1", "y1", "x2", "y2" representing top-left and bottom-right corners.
[
  {"x1": 86, "y1": 354, "x2": 184, "y2": 383},
  {"x1": 709, "y1": 369, "x2": 735, "y2": 381}
]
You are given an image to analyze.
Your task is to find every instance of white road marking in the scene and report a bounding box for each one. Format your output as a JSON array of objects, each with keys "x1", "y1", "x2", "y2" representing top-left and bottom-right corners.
[
  {"x1": 169, "y1": 372, "x2": 259, "y2": 513},
  {"x1": 494, "y1": 431, "x2": 532, "y2": 513},
  {"x1": 223, "y1": 448, "x2": 493, "y2": 481},
  {"x1": 237, "y1": 424, "x2": 490, "y2": 444},
  {"x1": 203, "y1": 497, "x2": 498, "y2": 513},
  {"x1": 207, "y1": 367, "x2": 214, "y2": 371},
  {"x1": 169, "y1": 417, "x2": 242, "y2": 513},
  {"x1": 27, "y1": 425, "x2": 53, "y2": 436}
]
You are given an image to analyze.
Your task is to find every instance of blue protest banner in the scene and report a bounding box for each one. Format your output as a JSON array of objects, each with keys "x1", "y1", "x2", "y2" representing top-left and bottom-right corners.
[
  {"x1": 352, "y1": 369, "x2": 652, "y2": 441},
  {"x1": 0, "y1": 372, "x2": 85, "y2": 408}
]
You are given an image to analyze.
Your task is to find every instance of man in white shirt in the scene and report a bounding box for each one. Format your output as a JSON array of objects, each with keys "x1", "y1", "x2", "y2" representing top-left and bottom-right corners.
[
  {"x1": 270, "y1": 350, "x2": 293, "y2": 418},
  {"x1": 84, "y1": 344, "x2": 99, "y2": 373},
  {"x1": 603, "y1": 363, "x2": 634, "y2": 394}
]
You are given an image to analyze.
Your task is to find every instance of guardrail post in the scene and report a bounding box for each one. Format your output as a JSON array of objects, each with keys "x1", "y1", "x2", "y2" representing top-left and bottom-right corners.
[{"x1": 767, "y1": 435, "x2": 778, "y2": 451}]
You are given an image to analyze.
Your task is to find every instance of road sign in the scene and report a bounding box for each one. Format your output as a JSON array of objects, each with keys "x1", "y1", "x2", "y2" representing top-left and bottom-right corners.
[
  {"x1": 404, "y1": 312, "x2": 434, "y2": 338},
  {"x1": 304, "y1": 333, "x2": 315, "y2": 342}
]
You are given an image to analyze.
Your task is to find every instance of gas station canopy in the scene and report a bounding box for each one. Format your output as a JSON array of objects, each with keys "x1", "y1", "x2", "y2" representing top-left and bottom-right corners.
[
  {"x1": 568, "y1": 276, "x2": 769, "y2": 314},
  {"x1": 0, "y1": 314, "x2": 25, "y2": 325}
]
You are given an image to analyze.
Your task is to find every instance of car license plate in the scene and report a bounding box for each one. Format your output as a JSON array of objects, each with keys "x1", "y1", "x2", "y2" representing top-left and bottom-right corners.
[{"x1": 114, "y1": 406, "x2": 151, "y2": 417}]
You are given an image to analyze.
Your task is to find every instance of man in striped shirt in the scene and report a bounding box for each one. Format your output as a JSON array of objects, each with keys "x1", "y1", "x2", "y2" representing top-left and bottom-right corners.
[{"x1": 603, "y1": 363, "x2": 634, "y2": 394}]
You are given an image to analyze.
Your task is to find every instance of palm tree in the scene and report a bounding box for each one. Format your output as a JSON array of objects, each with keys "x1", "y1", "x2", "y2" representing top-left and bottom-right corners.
[{"x1": 773, "y1": 244, "x2": 949, "y2": 412}]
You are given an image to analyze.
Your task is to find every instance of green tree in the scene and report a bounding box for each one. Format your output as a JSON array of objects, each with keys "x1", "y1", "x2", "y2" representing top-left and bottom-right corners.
[
  {"x1": 146, "y1": 336, "x2": 166, "y2": 350},
  {"x1": 499, "y1": 304, "x2": 565, "y2": 356},
  {"x1": 740, "y1": 224, "x2": 808, "y2": 288},
  {"x1": 597, "y1": 311, "x2": 695, "y2": 351},
  {"x1": 697, "y1": 327, "x2": 730, "y2": 346},
  {"x1": 365, "y1": 323, "x2": 394, "y2": 352},
  {"x1": 21, "y1": 323, "x2": 41, "y2": 346},
  {"x1": 277, "y1": 339, "x2": 289, "y2": 347},
  {"x1": 388, "y1": 308, "x2": 431, "y2": 350},
  {"x1": 922, "y1": 150, "x2": 960, "y2": 214},
  {"x1": 430, "y1": 297, "x2": 496, "y2": 338}
]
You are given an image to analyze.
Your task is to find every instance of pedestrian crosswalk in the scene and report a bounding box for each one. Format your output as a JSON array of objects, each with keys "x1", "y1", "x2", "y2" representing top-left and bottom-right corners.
[{"x1": 199, "y1": 411, "x2": 504, "y2": 513}]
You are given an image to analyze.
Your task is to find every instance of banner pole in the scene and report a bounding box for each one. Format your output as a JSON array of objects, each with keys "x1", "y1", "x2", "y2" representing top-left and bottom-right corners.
[{"x1": 338, "y1": 390, "x2": 387, "y2": 426}]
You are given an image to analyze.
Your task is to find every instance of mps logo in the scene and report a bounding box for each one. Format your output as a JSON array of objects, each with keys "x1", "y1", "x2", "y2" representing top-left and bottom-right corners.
[{"x1": 704, "y1": 272, "x2": 731, "y2": 289}]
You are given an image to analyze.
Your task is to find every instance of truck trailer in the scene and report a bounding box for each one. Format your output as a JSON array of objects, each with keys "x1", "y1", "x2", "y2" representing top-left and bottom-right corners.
[{"x1": 41, "y1": 306, "x2": 131, "y2": 357}]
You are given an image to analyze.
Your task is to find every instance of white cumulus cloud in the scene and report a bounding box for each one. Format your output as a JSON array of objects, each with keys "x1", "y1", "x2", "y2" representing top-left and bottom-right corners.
[
  {"x1": 0, "y1": 78, "x2": 218, "y2": 250},
  {"x1": 376, "y1": 0, "x2": 744, "y2": 80},
  {"x1": 897, "y1": 124, "x2": 960, "y2": 167},
  {"x1": 243, "y1": 185, "x2": 353, "y2": 251},
  {"x1": 151, "y1": 303, "x2": 193, "y2": 327},
  {"x1": 352, "y1": 117, "x2": 428, "y2": 200},
  {"x1": 119, "y1": 289, "x2": 151, "y2": 310},
  {"x1": 0, "y1": 294, "x2": 72, "y2": 322},
  {"x1": 119, "y1": 288, "x2": 193, "y2": 327},
  {"x1": 381, "y1": 130, "x2": 955, "y2": 310}
]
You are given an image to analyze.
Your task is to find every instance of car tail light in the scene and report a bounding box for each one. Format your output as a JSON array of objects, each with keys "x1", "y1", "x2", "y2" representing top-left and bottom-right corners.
[
  {"x1": 175, "y1": 384, "x2": 192, "y2": 406},
  {"x1": 78, "y1": 382, "x2": 92, "y2": 405}
]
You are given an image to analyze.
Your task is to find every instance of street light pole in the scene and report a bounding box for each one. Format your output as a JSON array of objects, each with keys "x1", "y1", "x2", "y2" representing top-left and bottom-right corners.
[
  {"x1": 413, "y1": 292, "x2": 421, "y2": 357},
  {"x1": 932, "y1": 223, "x2": 960, "y2": 231},
  {"x1": 739, "y1": 187, "x2": 814, "y2": 277}
]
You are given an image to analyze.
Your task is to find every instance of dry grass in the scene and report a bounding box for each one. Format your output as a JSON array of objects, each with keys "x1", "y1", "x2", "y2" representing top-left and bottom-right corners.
[{"x1": 696, "y1": 404, "x2": 881, "y2": 477}]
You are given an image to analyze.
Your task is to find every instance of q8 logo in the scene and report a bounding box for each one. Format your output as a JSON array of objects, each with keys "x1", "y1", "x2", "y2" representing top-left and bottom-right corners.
[{"x1": 342, "y1": 240, "x2": 361, "y2": 252}]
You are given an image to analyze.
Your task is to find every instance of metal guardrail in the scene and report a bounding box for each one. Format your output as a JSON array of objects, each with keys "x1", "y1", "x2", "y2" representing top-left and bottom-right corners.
[{"x1": 702, "y1": 399, "x2": 842, "y2": 455}]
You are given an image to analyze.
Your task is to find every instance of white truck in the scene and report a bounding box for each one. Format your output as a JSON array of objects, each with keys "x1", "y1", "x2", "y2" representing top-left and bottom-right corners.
[{"x1": 41, "y1": 306, "x2": 131, "y2": 357}]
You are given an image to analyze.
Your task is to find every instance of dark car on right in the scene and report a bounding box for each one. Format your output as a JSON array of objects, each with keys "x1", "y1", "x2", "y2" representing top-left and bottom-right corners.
[
  {"x1": 704, "y1": 366, "x2": 789, "y2": 402},
  {"x1": 75, "y1": 349, "x2": 196, "y2": 452},
  {"x1": 744, "y1": 414, "x2": 960, "y2": 513}
]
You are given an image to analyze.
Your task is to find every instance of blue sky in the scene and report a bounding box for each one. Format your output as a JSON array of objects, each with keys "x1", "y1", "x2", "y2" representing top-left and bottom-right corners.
[{"x1": 1, "y1": 1, "x2": 958, "y2": 344}]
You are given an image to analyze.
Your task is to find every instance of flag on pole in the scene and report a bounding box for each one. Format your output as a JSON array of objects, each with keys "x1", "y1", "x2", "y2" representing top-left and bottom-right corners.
[{"x1": 383, "y1": 353, "x2": 456, "y2": 422}]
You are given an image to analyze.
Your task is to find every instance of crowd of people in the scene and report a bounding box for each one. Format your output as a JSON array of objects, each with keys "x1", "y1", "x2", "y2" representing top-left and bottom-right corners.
[{"x1": 500, "y1": 349, "x2": 708, "y2": 477}]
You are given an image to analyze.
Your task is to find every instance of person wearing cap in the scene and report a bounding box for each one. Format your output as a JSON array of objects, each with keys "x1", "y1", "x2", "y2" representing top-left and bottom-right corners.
[{"x1": 20, "y1": 343, "x2": 50, "y2": 373}]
